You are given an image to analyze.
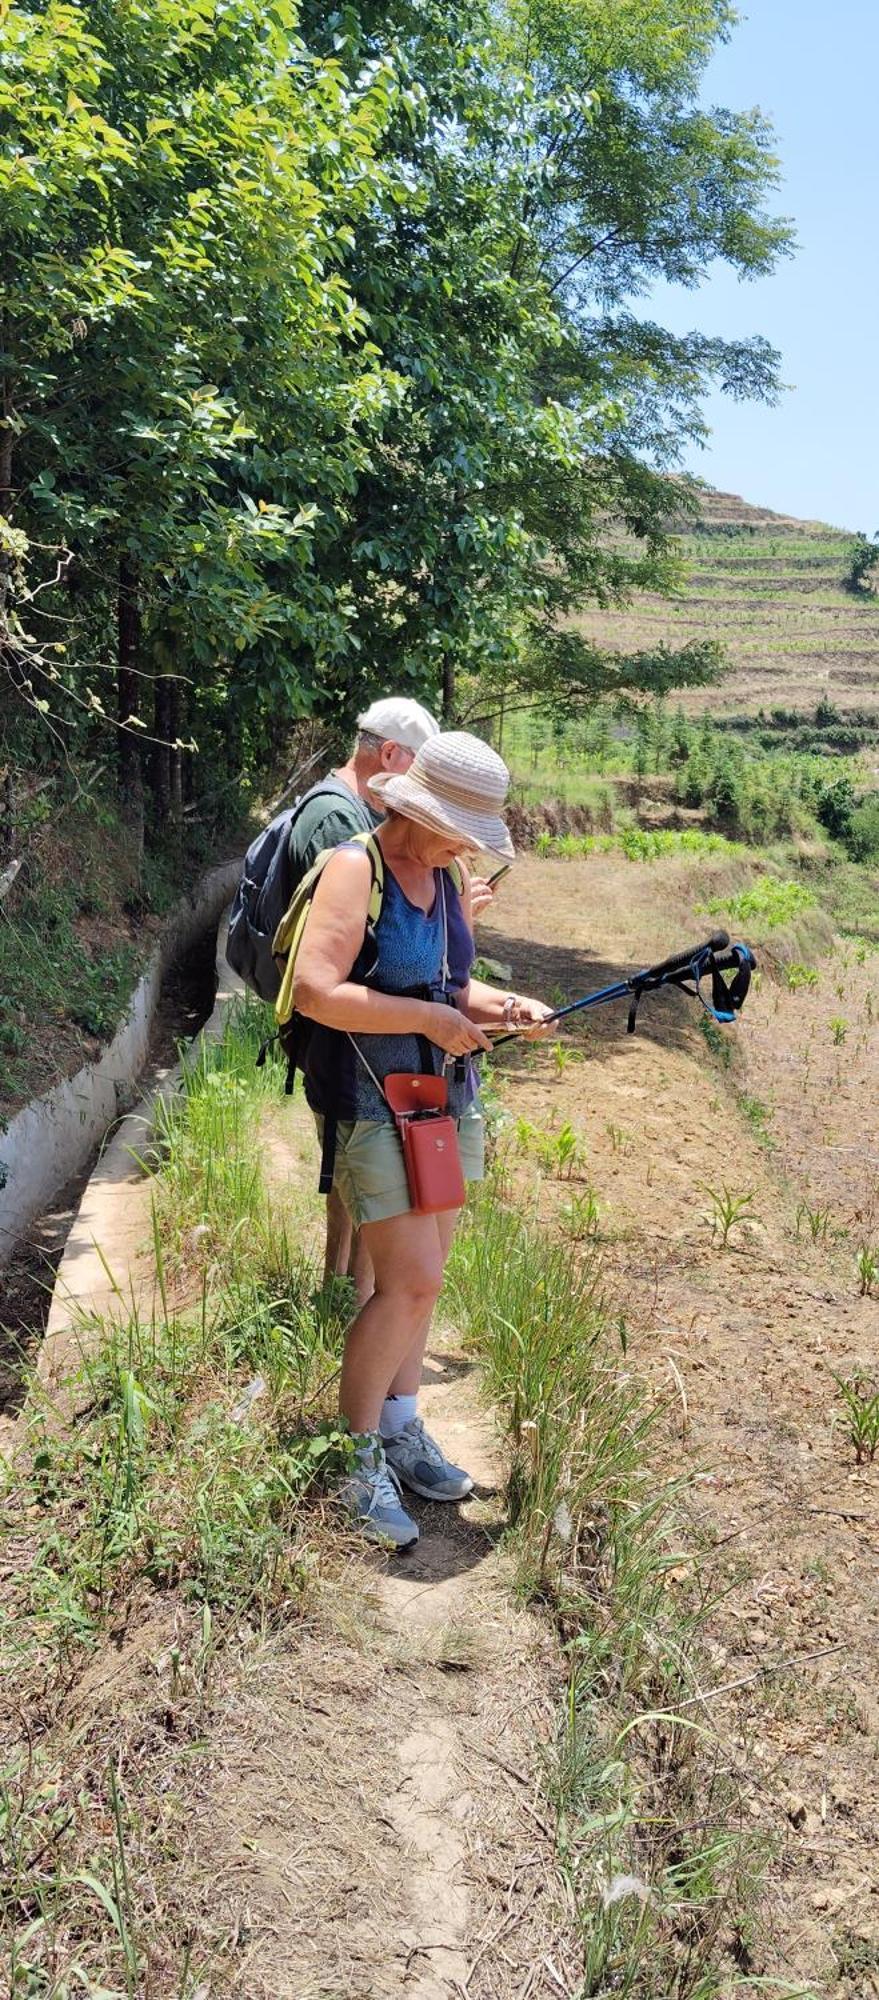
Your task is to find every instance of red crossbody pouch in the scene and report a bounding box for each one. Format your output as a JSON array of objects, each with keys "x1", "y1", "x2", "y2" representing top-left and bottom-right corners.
[{"x1": 382, "y1": 1073, "x2": 466, "y2": 1214}]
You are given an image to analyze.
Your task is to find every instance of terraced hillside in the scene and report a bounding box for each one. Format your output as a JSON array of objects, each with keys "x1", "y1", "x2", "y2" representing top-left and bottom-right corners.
[{"x1": 578, "y1": 488, "x2": 879, "y2": 719}]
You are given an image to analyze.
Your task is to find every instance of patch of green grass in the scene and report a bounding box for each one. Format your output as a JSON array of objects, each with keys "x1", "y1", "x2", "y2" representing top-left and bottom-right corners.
[
  {"x1": 737, "y1": 1092, "x2": 774, "y2": 1149},
  {"x1": 706, "y1": 874, "x2": 816, "y2": 931},
  {"x1": 0, "y1": 870, "x2": 142, "y2": 1100},
  {"x1": 699, "y1": 1015, "x2": 734, "y2": 1069},
  {"x1": 535, "y1": 827, "x2": 746, "y2": 865}
]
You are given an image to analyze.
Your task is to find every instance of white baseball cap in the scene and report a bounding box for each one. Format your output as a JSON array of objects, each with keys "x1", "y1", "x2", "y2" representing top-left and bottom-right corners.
[{"x1": 357, "y1": 696, "x2": 439, "y2": 753}]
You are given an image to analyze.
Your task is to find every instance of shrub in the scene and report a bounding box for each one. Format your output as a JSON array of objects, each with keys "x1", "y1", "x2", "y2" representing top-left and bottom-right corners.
[
  {"x1": 816, "y1": 774, "x2": 856, "y2": 842},
  {"x1": 845, "y1": 531, "x2": 879, "y2": 594},
  {"x1": 846, "y1": 793, "x2": 879, "y2": 863}
]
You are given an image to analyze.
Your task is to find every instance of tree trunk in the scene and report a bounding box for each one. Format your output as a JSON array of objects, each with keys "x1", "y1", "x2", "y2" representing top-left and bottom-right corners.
[
  {"x1": 117, "y1": 555, "x2": 144, "y2": 864},
  {"x1": 169, "y1": 678, "x2": 184, "y2": 833},
  {"x1": 441, "y1": 655, "x2": 456, "y2": 723},
  {"x1": 152, "y1": 674, "x2": 172, "y2": 828},
  {"x1": 0, "y1": 361, "x2": 14, "y2": 634}
]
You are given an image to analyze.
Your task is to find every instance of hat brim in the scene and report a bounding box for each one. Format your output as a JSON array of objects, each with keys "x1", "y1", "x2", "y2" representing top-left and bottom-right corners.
[{"x1": 368, "y1": 770, "x2": 515, "y2": 863}]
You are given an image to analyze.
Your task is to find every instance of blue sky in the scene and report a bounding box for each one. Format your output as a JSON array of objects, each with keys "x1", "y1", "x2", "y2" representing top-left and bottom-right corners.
[{"x1": 643, "y1": 1, "x2": 878, "y2": 531}]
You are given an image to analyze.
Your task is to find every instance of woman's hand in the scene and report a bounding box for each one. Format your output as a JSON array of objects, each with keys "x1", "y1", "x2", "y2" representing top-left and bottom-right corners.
[
  {"x1": 506, "y1": 995, "x2": 555, "y2": 1039},
  {"x1": 424, "y1": 1002, "x2": 493, "y2": 1056},
  {"x1": 468, "y1": 875, "x2": 495, "y2": 920}
]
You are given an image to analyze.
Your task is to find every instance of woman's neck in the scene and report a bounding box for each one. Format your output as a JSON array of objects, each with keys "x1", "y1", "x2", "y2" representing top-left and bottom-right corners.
[
  {"x1": 377, "y1": 821, "x2": 437, "y2": 911},
  {"x1": 378, "y1": 819, "x2": 429, "y2": 868}
]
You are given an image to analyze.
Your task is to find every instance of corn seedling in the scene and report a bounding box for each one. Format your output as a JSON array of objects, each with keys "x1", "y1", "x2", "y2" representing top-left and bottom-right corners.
[
  {"x1": 543, "y1": 1120, "x2": 582, "y2": 1178},
  {"x1": 551, "y1": 1038, "x2": 581, "y2": 1077},
  {"x1": 830, "y1": 1016, "x2": 848, "y2": 1045},
  {"x1": 856, "y1": 1244, "x2": 878, "y2": 1296},
  {"x1": 833, "y1": 1371, "x2": 879, "y2": 1463},
  {"x1": 561, "y1": 1188, "x2": 601, "y2": 1241},
  {"x1": 701, "y1": 1183, "x2": 755, "y2": 1248},
  {"x1": 605, "y1": 1121, "x2": 633, "y2": 1155},
  {"x1": 796, "y1": 1202, "x2": 832, "y2": 1245}
]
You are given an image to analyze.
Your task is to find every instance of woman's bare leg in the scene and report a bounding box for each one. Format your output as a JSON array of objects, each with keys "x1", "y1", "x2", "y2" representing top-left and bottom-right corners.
[
  {"x1": 348, "y1": 1229, "x2": 375, "y2": 1310},
  {"x1": 386, "y1": 1207, "x2": 460, "y2": 1397},
  {"x1": 339, "y1": 1211, "x2": 445, "y2": 1435}
]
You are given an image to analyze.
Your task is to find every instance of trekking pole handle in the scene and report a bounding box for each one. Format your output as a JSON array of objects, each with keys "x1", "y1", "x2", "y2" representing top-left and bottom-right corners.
[{"x1": 639, "y1": 930, "x2": 729, "y2": 984}]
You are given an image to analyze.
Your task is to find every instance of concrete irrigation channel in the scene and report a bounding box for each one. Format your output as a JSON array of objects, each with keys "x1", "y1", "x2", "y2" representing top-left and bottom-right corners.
[{"x1": 0, "y1": 862, "x2": 244, "y2": 1422}]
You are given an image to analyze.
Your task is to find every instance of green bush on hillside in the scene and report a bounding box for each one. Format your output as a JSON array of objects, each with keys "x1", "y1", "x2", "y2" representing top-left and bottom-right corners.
[{"x1": 846, "y1": 794, "x2": 879, "y2": 863}]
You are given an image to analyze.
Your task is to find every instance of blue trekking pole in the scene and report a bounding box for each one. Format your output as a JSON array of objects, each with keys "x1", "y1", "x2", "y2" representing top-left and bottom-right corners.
[{"x1": 490, "y1": 930, "x2": 756, "y2": 1047}]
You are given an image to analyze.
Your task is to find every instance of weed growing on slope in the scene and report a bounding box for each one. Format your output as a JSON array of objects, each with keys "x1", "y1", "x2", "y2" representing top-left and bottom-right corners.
[
  {"x1": 737, "y1": 1093, "x2": 774, "y2": 1149},
  {"x1": 561, "y1": 1188, "x2": 601, "y2": 1241},
  {"x1": 699, "y1": 1014, "x2": 734, "y2": 1068}
]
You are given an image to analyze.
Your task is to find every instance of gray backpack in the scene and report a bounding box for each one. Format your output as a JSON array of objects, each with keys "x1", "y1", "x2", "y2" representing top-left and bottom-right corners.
[{"x1": 226, "y1": 780, "x2": 368, "y2": 1003}]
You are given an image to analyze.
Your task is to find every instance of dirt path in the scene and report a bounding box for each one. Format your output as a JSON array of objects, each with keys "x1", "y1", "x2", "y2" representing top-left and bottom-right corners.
[
  {"x1": 3, "y1": 1074, "x2": 573, "y2": 1999},
  {"x1": 168, "y1": 1336, "x2": 573, "y2": 2000},
  {"x1": 480, "y1": 854, "x2": 879, "y2": 1997}
]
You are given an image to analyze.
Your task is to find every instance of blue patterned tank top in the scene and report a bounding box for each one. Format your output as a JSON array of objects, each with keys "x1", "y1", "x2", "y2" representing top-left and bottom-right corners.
[{"x1": 302, "y1": 849, "x2": 476, "y2": 1124}]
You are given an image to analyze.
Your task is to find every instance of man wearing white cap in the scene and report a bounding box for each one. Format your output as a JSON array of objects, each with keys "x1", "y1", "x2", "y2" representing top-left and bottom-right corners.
[
  {"x1": 289, "y1": 698, "x2": 440, "y2": 1294},
  {"x1": 288, "y1": 697, "x2": 440, "y2": 882}
]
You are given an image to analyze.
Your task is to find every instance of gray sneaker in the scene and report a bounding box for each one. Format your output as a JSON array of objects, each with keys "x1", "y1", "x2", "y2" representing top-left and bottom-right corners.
[
  {"x1": 383, "y1": 1418, "x2": 473, "y2": 1502},
  {"x1": 338, "y1": 1437, "x2": 419, "y2": 1550}
]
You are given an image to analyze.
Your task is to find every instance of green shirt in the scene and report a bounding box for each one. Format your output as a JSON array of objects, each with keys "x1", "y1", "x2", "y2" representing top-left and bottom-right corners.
[{"x1": 287, "y1": 777, "x2": 378, "y2": 878}]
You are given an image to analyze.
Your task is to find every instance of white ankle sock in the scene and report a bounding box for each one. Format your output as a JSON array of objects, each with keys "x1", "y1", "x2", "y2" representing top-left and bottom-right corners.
[{"x1": 379, "y1": 1394, "x2": 417, "y2": 1440}]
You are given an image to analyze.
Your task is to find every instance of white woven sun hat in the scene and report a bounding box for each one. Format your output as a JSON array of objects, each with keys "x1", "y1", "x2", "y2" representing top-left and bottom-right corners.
[{"x1": 368, "y1": 731, "x2": 515, "y2": 862}]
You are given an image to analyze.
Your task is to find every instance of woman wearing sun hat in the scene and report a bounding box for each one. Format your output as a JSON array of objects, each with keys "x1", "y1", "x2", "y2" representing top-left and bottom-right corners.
[{"x1": 293, "y1": 730, "x2": 551, "y2": 1550}]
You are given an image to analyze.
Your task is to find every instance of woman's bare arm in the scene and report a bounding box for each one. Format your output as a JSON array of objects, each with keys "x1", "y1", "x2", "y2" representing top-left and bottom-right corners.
[{"x1": 293, "y1": 848, "x2": 491, "y2": 1054}]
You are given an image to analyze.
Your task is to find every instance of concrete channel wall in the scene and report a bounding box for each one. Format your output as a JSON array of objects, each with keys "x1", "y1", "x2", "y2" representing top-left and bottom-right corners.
[{"x1": 0, "y1": 859, "x2": 242, "y2": 1269}]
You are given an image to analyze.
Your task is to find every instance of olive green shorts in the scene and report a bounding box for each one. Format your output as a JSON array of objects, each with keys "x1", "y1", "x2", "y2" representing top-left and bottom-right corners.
[{"x1": 316, "y1": 1101, "x2": 485, "y2": 1226}]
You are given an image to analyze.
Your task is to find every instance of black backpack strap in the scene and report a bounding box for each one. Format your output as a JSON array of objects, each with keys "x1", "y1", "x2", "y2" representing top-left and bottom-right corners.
[{"x1": 319, "y1": 1113, "x2": 338, "y2": 1195}]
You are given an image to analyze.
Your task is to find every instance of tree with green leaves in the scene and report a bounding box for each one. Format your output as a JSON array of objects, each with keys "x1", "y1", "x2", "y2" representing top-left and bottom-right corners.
[
  {"x1": 2, "y1": 0, "x2": 793, "y2": 837},
  {"x1": 2, "y1": 0, "x2": 400, "y2": 834}
]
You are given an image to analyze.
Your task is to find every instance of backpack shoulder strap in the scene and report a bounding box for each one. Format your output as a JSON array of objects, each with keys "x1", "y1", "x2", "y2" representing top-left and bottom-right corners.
[
  {"x1": 350, "y1": 830, "x2": 385, "y2": 925},
  {"x1": 272, "y1": 834, "x2": 386, "y2": 1027}
]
